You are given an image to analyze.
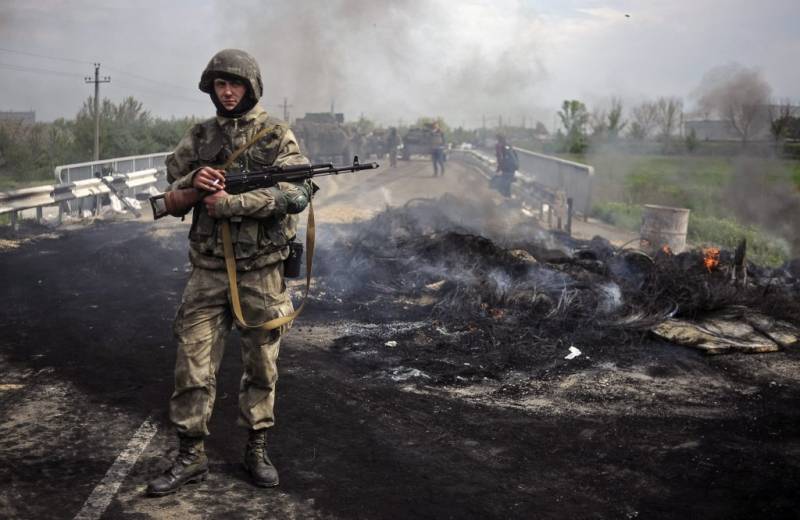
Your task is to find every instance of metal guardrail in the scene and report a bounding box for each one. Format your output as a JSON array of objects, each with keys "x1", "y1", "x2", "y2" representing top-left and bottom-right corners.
[
  {"x1": 54, "y1": 152, "x2": 170, "y2": 184},
  {"x1": 453, "y1": 148, "x2": 576, "y2": 233},
  {"x1": 1, "y1": 168, "x2": 163, "y2": 230},
  {"x1": 468, "y1": 148, "x2": 593, "y2": 214},
  {"x1": 0, "y1": 152, "x2": 170, "y2": 230}
]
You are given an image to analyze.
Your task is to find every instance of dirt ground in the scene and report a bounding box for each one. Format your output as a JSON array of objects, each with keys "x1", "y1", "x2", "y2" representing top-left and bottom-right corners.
[{"x1": 1, "y1": 157, "x2": 799, "y2": 520}]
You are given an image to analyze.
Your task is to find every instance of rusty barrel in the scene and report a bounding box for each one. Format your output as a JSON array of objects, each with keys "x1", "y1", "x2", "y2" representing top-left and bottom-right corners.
[{"x1": 640, "y1": 204, "x2": 690, "y2": 253}]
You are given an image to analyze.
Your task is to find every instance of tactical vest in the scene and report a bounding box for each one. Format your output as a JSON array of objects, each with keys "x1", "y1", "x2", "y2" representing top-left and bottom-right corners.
[{"x1": 187, "y1": 111, "x2": 298, "y2": 271}]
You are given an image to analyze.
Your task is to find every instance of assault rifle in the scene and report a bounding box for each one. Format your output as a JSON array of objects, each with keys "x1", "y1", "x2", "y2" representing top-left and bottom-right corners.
[{"x1": 149, "y1": 156, "x2": 378, "y2": 220}]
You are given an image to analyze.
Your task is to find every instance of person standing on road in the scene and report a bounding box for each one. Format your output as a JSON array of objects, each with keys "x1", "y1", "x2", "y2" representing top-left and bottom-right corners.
[
  {"x1": 494, "y1": 134, "x2": 518, "y2": 197},
  {"x1": 146, "y1": 49, "x2": 314, "y2": 496},
  {"x1": 431, "y1": 121, "x2": 446, "y2": 176},
  {"x1": 386, "y1": 127, "x2": 399, "y2": 168}
]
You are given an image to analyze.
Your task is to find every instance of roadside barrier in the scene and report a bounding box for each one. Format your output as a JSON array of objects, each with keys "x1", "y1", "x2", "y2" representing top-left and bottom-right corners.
[
  {"x1": 453, "y1": 148, "x2": 585, "y2": 234},
  {"x1": 0, "y1": 168, "x2": 163, "y2": 231}
]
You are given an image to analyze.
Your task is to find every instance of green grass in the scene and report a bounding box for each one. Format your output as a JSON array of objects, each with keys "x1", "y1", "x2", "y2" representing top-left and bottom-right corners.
[
  {"x1": 0, "y1": 175, "x2": 54, "y2": 191},
  {"x1": 566, "y1": 151, "x2": 799, "y2": 264},
  {"x1": 591, "y1": 201, "x2": 790, "y2": 266}
]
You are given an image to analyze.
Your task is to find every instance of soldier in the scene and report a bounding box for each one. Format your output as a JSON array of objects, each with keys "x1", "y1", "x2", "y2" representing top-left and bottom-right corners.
[
  {"x1": 386, "y1": 127, "x2": 399, "y2": 168},
  {"x1": 146, "y1": 49, "x2": 314, "y2": 496},
  {"x1": 431, "y1": 121, "x2": 446, "y2": 176},
  {"x1": 494, "y1": 134, "x2": 518, "y2": 197}
]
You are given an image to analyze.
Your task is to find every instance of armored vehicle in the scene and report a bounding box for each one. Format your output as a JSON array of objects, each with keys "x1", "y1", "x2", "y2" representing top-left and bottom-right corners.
[
  {"x1": 401, "y1": 127, "x2": 434, "y2": 160},
  {"x1": 292, "y1": 112, "x2": 354, "y2": 164}
]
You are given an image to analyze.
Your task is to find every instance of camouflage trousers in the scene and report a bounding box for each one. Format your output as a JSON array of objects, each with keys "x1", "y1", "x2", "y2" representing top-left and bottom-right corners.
[{"x1": 169, "y1": 262, "x2": 293, "y2": 437}]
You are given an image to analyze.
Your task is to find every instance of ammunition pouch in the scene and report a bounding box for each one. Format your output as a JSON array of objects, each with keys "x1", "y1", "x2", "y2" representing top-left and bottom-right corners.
[{"x1": 283, "y1": 240, "x2": 303, "y2": 278}]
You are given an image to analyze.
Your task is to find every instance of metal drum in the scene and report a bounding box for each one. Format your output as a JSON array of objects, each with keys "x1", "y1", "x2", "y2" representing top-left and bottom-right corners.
[{"x1": 640, "y1": 204, "x2": 690, "y2": 253}]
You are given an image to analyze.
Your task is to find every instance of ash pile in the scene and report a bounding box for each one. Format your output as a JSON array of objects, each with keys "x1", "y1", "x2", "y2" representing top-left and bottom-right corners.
[{"x1": 311, "y1": 195, "x2": 800, "y2": 384}]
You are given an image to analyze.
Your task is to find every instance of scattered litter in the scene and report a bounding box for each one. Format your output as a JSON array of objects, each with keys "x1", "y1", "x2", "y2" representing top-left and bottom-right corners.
[
  {"x1": 385, "y1": 340, "x2": 398, "y2": 348},
  {"x1": 0, "y1": 384, "x2": 25, "y2": 391},
  {"x1": 388, "y1": 367, "x2": 431, "y2": 382},
  {"x1": 565, "y1": 346, "x2": 582, "y2": 360},
  {"x1": 652, "y1": 310, "x2": 799, "y2": 354},
  {"x1": 425, "y1": 280, "x2": 446, "y2": 291}
]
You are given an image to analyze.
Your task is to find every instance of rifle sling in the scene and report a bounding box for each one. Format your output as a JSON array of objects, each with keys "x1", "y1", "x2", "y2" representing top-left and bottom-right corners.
[
  {"x1": 221, "y1": 201, "x2": 314, "y2": 330},
  {"x1": 219, "y1": 125, "x2": 314, "y2": 330}
]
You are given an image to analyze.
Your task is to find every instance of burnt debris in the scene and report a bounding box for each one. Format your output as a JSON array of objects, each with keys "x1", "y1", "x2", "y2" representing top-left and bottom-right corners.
[{"x1": 312, "y1": 197, "x2": 799, "y2": 381}]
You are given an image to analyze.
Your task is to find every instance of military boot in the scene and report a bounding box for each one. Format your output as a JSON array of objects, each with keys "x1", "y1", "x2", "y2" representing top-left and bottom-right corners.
[
  {"x1": 243, "y1": 429, "x2": 279, "y2": 487},
  {"x1": 146, "y1": 435, "x2": 209, "y2": 497}
]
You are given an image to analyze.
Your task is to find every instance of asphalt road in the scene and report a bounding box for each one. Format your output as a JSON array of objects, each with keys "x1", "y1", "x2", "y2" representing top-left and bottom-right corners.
[{"x1": 1, "y1": 156, "x2": 799, "y2": 520}]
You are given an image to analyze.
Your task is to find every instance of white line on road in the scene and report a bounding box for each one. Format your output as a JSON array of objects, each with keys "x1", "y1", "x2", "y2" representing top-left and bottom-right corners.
[{"x1": 74, "y1": 416, "x2": 158, "y2": 520}]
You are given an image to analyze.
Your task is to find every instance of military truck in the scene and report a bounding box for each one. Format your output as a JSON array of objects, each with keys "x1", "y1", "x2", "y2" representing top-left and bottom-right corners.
[
  {"x1": 401, "y1": 127, "x2": 434, "y2": 160},
  {"x1": 363, "y1": 129, "x2": 388, "y2": 159},
  {"x1": 292, "y1": 112, "x2": 354, "y2": 164}
]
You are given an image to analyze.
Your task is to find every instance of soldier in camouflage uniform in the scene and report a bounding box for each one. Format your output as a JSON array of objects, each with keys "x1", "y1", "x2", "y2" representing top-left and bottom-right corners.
[{"x1": 147, "y1": 49, "x2": 314, "y2": 496}]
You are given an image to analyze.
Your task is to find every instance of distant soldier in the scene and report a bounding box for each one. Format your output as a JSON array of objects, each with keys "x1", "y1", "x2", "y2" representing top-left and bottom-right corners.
[
  {"x1": 431, "y1": 122, "x2": 446, "y2": 177},
  {"x1": 386, "y1": 127, "x2": 399, "y2": 168},
  {"x1": 494, "y1": 134, "x2": 518, "y2": 197}
]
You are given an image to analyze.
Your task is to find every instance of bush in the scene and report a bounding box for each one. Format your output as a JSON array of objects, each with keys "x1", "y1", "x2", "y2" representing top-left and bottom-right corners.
[{"x1": 688, "y1": 214, "x2": 790, "y2": 267}]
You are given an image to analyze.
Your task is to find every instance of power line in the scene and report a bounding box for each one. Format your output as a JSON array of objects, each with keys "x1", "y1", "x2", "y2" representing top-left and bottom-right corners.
[
  {"x1": 0, "y1": 62, "x2": 84, "y2": 78},
  {"x1": 0, "y1": 46, "x2": 199, "y2": 96},
  {"x1": 103, "y1": 66, "x2": 192, "y2": 92},
  {"x1": 0, "y1": 46, "x2": 90, "y2": 65},
  {"x1": 111, "y1": 83, "x2": 209, "y2": 105}
]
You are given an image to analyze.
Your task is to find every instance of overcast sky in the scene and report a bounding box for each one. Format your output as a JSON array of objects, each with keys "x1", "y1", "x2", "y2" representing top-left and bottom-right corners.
[{"x1": 0, "y1": 0, "x2": 798, "y2": 128}]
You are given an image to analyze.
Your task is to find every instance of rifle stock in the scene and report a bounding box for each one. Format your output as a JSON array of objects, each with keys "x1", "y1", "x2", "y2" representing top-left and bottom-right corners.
[{"x1": 149, "y1": 187, "x2": 204, "y2": 220}]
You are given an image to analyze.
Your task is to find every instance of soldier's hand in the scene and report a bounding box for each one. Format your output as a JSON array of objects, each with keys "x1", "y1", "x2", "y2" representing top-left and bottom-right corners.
[
  {"x1": 193, "y1": 167, "x2": 226, "y2": 191},
  {"x1": 204, "y1": 189, "x2": 229, "y2": 217}
]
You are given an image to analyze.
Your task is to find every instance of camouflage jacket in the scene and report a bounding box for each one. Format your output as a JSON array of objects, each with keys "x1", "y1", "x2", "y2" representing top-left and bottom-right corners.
[{"x1": 166, "y1": 104, "x2": 313, "y2": 271}]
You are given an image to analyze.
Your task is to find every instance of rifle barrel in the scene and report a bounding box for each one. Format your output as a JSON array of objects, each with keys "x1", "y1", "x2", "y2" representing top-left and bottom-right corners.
[{"x1": 225, "y1": 160, "x2": 379, "y2": 190}]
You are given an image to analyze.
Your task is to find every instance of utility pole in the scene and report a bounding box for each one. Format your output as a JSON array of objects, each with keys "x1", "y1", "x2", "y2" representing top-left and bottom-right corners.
[
  {"x1": 281, "y1": 97, "x2": 293, "y2": 122},
  {"x1": 85, "y1": 63, "x2": 110, "y2": 162}
]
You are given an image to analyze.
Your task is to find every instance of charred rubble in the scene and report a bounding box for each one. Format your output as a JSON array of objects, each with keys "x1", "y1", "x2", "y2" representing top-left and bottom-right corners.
[{"x1": 311, "y1": 196, "x2": 800, "y2": 383}]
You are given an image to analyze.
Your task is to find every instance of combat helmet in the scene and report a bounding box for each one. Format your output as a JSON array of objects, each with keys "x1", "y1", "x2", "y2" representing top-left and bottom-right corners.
[{"x1": 199, "y1": 49, "x2": 263, "y2": 100}]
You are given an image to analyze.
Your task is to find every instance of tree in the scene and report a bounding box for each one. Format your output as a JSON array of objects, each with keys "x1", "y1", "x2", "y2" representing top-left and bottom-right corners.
[
  {"x1": 695, "y1": 63, "x2": 772, "y2": 143},
  {"x1": 655, "y1": 96, "x2": 683, "y2": 150},
  {"x1": 589, "y1": 107, "x2": 608, "y2": 139},
  {"x1": 629, "y1": 101, "x2": 659, "y2": 140},
  {"x1": 0, "y1": 96, "x2": 197, "y2": 184},
  {"x1": 606, "y1": 98, "x2": 627, "y2": 140},
  {"x1": 557, "y1": 100, "x2": 589, "y2": 154}
]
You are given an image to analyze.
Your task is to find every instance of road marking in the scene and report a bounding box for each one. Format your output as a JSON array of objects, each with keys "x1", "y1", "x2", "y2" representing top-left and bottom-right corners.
[{"x1": 74, "y1": 417, "x2": 158, "y2": 520}]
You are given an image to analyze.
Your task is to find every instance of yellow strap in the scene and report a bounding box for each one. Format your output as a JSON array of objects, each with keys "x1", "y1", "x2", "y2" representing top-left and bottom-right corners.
[
  {"x1": 222, "y1": 200, "x2": 314, "y2": 330},
  {"x1": 216, "y1": 123, "x2": 313, "y2": 330},
  {"x1": 221, "y1": 126, "x2": 273, "y2": 169}
]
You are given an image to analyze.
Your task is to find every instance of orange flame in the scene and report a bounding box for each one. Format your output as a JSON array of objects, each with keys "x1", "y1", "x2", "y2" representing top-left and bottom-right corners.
[
  {"x1": 661, "y1": 245, "x2": 673, "y2": 255},
  {"x1": 703, "y1": 247, "x2": 720, "y2": 272}
]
